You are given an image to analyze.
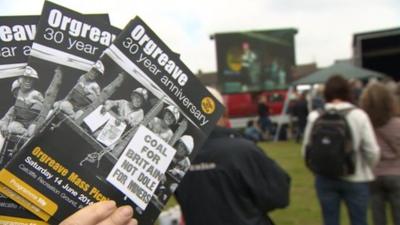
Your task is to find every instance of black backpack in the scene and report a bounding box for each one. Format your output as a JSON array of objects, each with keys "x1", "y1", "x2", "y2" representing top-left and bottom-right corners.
[{"x1": 305, "y1": 108, "x2": 355, "y2": 178}]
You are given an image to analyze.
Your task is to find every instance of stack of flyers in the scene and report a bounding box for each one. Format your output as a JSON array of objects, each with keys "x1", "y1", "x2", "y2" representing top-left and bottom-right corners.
[{"x1": 0, "y1": 1, "x2": 225, "y2": 225}]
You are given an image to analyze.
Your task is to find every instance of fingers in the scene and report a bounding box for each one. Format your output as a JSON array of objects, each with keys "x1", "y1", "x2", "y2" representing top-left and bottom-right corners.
[
  {"x1": 57, "y1": 201, "x2": 137, "y2": 225},
  {"x1": 97, "y1": 205, "x2": 137, "y2": 225},
  {"x1": 60, "y1": 201, "x2": 116, "y2": 225}
]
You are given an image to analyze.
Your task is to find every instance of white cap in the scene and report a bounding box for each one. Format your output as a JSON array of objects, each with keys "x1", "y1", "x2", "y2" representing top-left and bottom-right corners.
[
  {"x1": 93, "y1": 60, "x2": 105, "y2": 74},
  {"x1": 206, "y1": 86, "x2": 224, "y2": 106},
  {"x1": 165, "y1": 105, "x2": 180, "y2": 122},
  {"x1": 179, "y1": 135, "x2": 194, "y2": 154},
  {"x1": 132, "y1": 87, "x2": 148, "y2": 100},
  {"x1": 11, "y1": 79, "x2": 20, "y2": 92},
  {"x1": 23, "y1": 66, "x2": 39, "y2": 78}
]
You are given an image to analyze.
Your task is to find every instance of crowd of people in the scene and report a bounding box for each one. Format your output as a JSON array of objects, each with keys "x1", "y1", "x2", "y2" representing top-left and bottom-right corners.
[{"x1": 301, "y1": 75, "x2": 400, "y2": 225}]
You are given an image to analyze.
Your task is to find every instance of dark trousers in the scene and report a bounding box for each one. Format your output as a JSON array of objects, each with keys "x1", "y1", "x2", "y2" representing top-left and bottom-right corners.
[
  {"x1": 370, "y1": 175, "x2": 400, "y2": 225},
  {"x1": 296, "y1": 122, "x2": 306, "y2": 143},
  {"x1": 315, "y1": 175, "x2": 369, "y2": 225},
  {"x1": 258, "y1": 116, "x2": 272, "y2": 133}
]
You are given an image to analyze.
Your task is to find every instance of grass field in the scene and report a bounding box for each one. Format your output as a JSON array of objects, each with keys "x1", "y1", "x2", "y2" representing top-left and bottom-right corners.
[
  {"x1": 165, "y1": 140, "x2": 389, "y2": 225},
  {"x1": 262, "y1": 141, "x2": 326, "y2": 225}
]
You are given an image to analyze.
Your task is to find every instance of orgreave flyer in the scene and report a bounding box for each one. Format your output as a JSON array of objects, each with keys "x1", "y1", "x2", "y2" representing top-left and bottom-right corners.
[{"x1": 0, "y1": 2, "x2": 118, "y2": 224}]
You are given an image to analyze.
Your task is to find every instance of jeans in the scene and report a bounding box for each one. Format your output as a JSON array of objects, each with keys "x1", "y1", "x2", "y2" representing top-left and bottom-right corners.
[
  {"x1": 258, "y1": 116, "x2": 272, "y2": 133},
  {"x1": 370, "y1": 175, "x2": 400, "y2": 225},
  {"x1": 315, "y1": 175, "x2": 369, "y2": 225}
]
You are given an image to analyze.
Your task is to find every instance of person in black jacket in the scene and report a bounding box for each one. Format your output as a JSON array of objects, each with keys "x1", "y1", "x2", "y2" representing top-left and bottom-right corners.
[
  {"x1": 291, "y1": 92, "x2": 309, "y2": 142},
  {"x1": 175, "y1": 87, "x2": 291, "y2": 225}
]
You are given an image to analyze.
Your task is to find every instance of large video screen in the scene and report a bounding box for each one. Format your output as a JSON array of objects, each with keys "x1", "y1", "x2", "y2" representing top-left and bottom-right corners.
[
  {"x1": 358, "y1": 29, "x2": 400, "y2": 81},
  {"x1": 214, "y1": 29, "x2": 297, "y2": 93}
]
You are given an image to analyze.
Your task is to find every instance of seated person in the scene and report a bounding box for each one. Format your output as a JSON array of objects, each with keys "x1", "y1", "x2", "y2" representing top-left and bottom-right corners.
[{"x1": 244, "y1": 120, "x2": 263, "y2": 142}]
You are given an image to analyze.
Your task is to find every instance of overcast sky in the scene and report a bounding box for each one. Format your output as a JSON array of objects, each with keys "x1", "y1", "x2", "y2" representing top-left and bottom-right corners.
[{"x1": 1, "y1": 0, "x2": 399, "y2": 73}]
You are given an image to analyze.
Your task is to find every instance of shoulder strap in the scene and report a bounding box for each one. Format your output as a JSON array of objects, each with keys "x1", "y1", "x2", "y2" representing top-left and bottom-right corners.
[
  {"x1": 320, "y1": 107, "x2": 355, "y2": 115},
  {"x1": 338, "y1": 107, "x2": 355, "y2": 116}
]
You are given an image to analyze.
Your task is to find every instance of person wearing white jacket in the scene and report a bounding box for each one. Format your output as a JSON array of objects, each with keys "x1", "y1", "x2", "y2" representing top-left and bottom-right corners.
[{"x1": 302, "y1": 75, "x2": 380, "y2": 225}]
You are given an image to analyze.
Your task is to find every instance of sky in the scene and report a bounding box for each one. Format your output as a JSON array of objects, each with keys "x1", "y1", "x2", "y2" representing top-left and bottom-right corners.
[{"x1": 1, "y1": 0, "x2": 399, "y2": 74}]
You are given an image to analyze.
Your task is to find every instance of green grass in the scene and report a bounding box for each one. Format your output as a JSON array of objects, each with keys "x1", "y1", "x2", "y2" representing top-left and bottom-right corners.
[
  {"x1": 261, "y1": 141, "x2": 324, "y2": 225},
  {"x1": 164, "y1": 140, "x2": 390, "y2": 225}
]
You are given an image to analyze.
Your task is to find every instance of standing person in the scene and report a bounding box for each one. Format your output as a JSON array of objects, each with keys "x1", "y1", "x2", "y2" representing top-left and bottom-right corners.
[
  {"x1": 257, "y1": 95, "x2": 271, "y2": 138},
  {"x1": 359, "y1": 82, "x2": 400, "y2": 225},
  {"x1": 302, "y1": 75, "x2": 380, "y2": 225},
  {"x1": 292, "y1": 92, "x2": 308, "y2": 142},
  {"x1": 310, "y1": 85, "x2": 325, "y2": 111},
  {"x1": 349, "y1": 79, "x2": 364, "y2": 106},
  {"x1": 240, "y1": 42, "x2": 258, "y2": 91},
  {"x1": 175, "y1": 87, "x2": 290, "y2": 225}
]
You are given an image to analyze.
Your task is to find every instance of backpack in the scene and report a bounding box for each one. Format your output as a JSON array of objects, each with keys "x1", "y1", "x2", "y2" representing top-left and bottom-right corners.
[{"x1": 305, "y1": 108, "x2": 355, "y2": 178}]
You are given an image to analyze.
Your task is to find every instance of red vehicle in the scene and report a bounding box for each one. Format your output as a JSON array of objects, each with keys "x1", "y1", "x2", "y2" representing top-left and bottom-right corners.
[{"x1": 223, "y1": 90, "x2": 288, "y2": 118}]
